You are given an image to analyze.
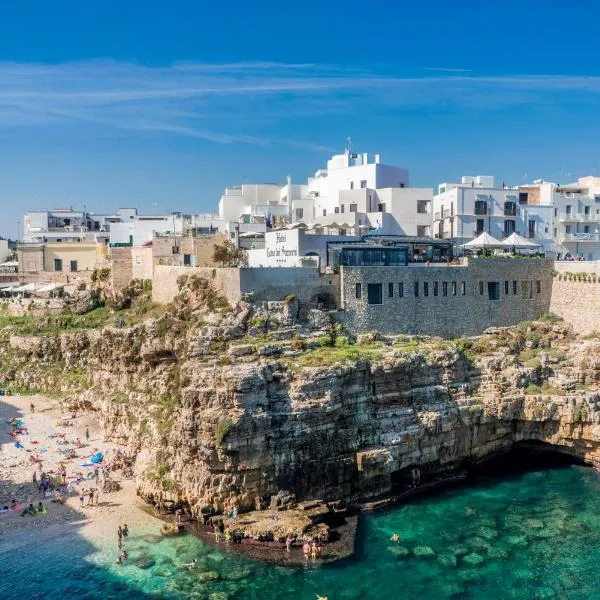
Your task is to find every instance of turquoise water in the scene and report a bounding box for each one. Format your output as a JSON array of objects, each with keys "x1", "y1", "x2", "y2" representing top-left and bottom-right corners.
[{"x1": 3, "y1": 465, "x2": 600, "y2": 599}]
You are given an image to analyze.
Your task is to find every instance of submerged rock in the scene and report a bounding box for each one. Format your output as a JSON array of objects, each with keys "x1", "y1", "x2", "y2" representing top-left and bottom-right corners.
[
  {"x1": 413, "y1": 546, "x2": 435, "y2": 557},
  {"x1": 198, "y1": 571, "x2": 221, "y2": 583},
  {"x1": 462, "y1": 552, "x2": 484, "y2": 566}
]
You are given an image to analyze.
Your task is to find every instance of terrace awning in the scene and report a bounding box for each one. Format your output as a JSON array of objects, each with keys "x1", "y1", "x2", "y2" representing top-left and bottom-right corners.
[
  {"x1": 462, "y1": 232, "x2": 504, "y2": 249},
  {"x1": 501, "y1": 232, "x2": 541, "y2": 249}
]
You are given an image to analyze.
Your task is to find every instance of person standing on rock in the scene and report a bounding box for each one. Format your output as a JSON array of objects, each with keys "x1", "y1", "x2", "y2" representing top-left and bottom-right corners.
[
  {"x1": 286, "y1": 533, "x2": 293, "y2": 552},
  {"x1": 30, "y1": 402, "x2": 35, "y2": 413},
  {"x1": 32, "y1": 471, "x2": 38, "y2": 492},
  {"x1": 85, "y1": 427, "x2": 90, "y2": 442}
]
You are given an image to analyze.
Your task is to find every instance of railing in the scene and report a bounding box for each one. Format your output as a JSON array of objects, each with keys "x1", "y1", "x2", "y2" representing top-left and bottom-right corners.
[
  {"x1": 434, "y1": 211, "x2": 441, "y2": 221},
  {"x1": 561, "y1": 233, "x2": 600, "y2": 242},
  {"x1": 474, "y1": 208, "x2": 488, "y2": 216},
  {"x1": 558, "y1": 213, "x2": 600, "y2": 222},
  {"x1": 442, "y1": 208, "x2": 451, "y2": 218}
]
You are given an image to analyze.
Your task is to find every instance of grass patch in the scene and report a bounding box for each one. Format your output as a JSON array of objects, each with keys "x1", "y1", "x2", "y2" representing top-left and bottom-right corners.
[
  {"x1": 215, "y1": 418, "x2": 235, "y2": 445},
  {"x1": 289, "y1": 343, "x2": 384, "y2": 369}
]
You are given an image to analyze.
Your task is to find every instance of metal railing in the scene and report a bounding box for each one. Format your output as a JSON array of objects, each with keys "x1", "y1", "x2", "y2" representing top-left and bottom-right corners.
[{"x1": 558, "y1": 213, "x2": 600, "y2": 222}]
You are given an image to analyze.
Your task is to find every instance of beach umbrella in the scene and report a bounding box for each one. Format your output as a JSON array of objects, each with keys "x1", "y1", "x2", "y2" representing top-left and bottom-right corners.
[
  {"x1": 501, "y1": 232, "x2": 540, "y2": 249},
  {"x1": 462, "y1": 231, "x2": 504, "y2": 249}
]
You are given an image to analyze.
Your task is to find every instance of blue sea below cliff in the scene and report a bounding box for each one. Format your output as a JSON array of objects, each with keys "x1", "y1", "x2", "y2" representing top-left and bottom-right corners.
[{"x1": 2, "y1": 464, "x2": 600, "y2": 600}]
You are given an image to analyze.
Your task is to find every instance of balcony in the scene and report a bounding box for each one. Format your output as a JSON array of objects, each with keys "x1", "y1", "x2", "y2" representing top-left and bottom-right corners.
[
  {"x1": 558, "y1": 213, "x2": 600, "y2": 223},
  {"x1": 442, "y1": 208, "x2": 451, "y2": 218},
  {"x1": 434, "y1": 211, "x2": 441, "y2": 221},
  {"x1": 561, "y1": 233, "x2": 600, "y2": 242}
]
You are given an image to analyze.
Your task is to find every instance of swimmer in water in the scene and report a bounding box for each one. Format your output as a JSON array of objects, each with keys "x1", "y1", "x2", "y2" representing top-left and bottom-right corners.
[
  {"x1": 390, "y1": 533, "x2": 400, "y2": 543},
  {"x1": 184, "y1": 559, "x2": 197, "y2": 570}
]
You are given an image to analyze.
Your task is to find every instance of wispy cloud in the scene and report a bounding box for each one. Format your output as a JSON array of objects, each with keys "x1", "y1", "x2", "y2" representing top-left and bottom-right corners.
[{"x1": 1, "y1": 60, "x2": 600, "y2": 147}]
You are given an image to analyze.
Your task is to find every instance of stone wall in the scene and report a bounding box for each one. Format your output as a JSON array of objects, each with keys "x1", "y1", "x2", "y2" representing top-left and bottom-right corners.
[
  {"x1": 238, "y1": 268, "x2": 340, "y2": 305},
  {"x1": 110, "y1": 247, "x2": 133, "y2": 294},
  {"x1": 339, "y1": 257, "x2": 553, "y2": 337},
  {"x1": 152, "y1": 266, "x2": 241, "y2": 304},
  {"x1": 549, "y1": 275, "x2": 600, "y2": 333},
  {"x1": 152, "y1": 266, "x2": 340, "y2": 306}
]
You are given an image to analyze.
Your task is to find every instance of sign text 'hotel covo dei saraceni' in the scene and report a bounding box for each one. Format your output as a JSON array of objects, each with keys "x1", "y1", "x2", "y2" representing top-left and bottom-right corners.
[{"x1": 266, "y1": 233, "x2": 298, "y2": 258}]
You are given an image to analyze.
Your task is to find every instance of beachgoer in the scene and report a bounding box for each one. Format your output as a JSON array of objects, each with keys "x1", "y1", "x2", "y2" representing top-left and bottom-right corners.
[
  {"x1": 85, "y1": 427, "x2": 90, "y2": 442},
  {"x1": 37, "y1": 501, "x2": 45, "y2": 513},
  {"x1": 122, "y1": 524, "x2": 129, "y2": 538},
  {"x1": 184, "y1": 559, "x2": 197, "y2": 570},
  {"x1": 30, "y1": 402, "x2": 35, "y2": 413},
  {"x1": 94, "y1": 489, "x2": 100, "y2": 506},
  {"x1": 32, "y1": 471, "x2": 38, "y2": 490},
  {"x1": 118, "y1": 526, "x2": 123, "y2": 541},
  {"x1": 232, "y1": 505, "x2": 238, "y2": 522},
  {"x1": 310, "y1": 542, "x2": 318, "y2": 560},
  {"x1": 390, "y1": 533, "x2": 400, "y2": 543},
  {"x1": 286, "y1": 533, "x2": 293, "y2": 552},
  {"x1": 213, "y1": 523, "x2": 221, "y2": 542},
  {"x1": 87, "y1": 489, "x2": 94, "y2": 506},
  {"x1": 225, "y1": 528, "x2": 232, "y2": 544},
  {"x1": 303, "y1": 542, "x2": 311, "y2": 560},
  {"x1": 79, "y1": 491, "x2": 85, "y2": 508}
]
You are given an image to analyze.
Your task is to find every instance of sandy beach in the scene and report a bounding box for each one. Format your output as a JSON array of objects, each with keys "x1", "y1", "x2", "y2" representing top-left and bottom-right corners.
[{"x1": 0, "y1": 393, "x2": 160, "y2": 550}]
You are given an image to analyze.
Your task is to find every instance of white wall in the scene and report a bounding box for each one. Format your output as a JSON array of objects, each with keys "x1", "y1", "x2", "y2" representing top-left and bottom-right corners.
[{"x1": 0, "y1": 240, "x2": 9, "y2": 263}]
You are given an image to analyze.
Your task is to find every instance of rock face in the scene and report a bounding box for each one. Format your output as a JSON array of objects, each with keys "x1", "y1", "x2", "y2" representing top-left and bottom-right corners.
[{"x1": 3, "y1": 287, "x2": 600, "y2": 518}]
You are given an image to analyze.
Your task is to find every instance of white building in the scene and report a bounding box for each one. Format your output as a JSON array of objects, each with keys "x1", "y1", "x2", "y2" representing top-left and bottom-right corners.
[
  {"x1": 550, "y1": 176, "x2": 600, "y2": 260},
  {"x1": 247, "y1": 227, "x2": 359, "y2": 268},
  {"x1": 433, "y1": 176, "x2": 554, "y2": 254},
  {"x1": 23, "y1": 207, "x2": 184, "y2": 248}
]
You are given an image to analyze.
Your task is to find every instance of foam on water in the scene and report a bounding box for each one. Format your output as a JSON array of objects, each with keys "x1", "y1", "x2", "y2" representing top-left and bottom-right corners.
[{"x1": 2, "y1": 465, "x2": 600, "y2": 599}]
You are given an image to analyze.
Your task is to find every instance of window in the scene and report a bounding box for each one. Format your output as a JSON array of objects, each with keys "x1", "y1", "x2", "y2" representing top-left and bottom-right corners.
[
  {"x1": 452, "y1": 281, "x2": 457, "y2": 296},
  {"x1": 504, "y1": 220, "x2": 516, "y2": 236},
  {"x1": 54, "y1": 258, "x2": 63, "y2": 272},
  {"x1": 388, "y1": 282, "x2": 394, "y2": 298},
  {"x1": 350, "y1": 181, "x2": 354, "y2": 190},
  {"x1": 417, "y1": 226, "x2": 429, "y2": 237},
  {"x1": 488, "y1": 281, "x2": 500, "y2": 301},
  {"x1": 584, "y1": 225, "x2": 590, "y2": 233},
  {"x1": 504, "y1": 201, "x2": 517, "y2": 216},
  {"x1": 476, "y1": 219, "x2": 485, "y2": 234},
  {"x1": 334, "y1": 207, "x2": 340, "y2": 214},
  {"x1": 398, "y1": 283, "x2": 404, "y2": 297},
  {"x1": 341, "y1": 205, "x2": 345, "y2": 213},
  {"x1": 377, "y1": 203, "x2": 386, "y2": 213},
  {"x1": 554, "y1": 228, "x2": 557, "y2": 237},
  {"x1": 479, "y1": 281, "x2": 484, "y2": 295},
  {"x1": 474, "y1": 200, "x2": 488, "y2": 215},
  {"x1": 566, "y1": 205, "x2": 572, "y2": 215},
  {"x1": 367, "y1": 283, "x2": 383, "y2": 305},
  {"x1": 518, "y1": 192, "x2": 528, "y2": 205},
  {"x1": 513, "y1": 280, "x2": 517, "y2": 294},
  {"x1": 349, "y1": 203, "x2": 357, "y2": 213},
  {"x1": 433, "y1": 282, "x2": 439, "y2": 296},
  {"x1": 323, "y1": 209, "x2": 327, "y2": 217},
  {"x1": 504, "y1": 281, "x2": 509, "y2": 295},
  {"x1": 424, "y1": 282, "x2": 429, "y2": 297},
  {"x1": 70, "y1": 260, "x2": 77, "y2": 272},
  {"x1": 360, "y1": 180, "x2": 367, "y2": 189},
  {"x1": 554, "y1": 208, "x2": 558, "y2": 217},
  {"x1": 172, "y1": 246, "x2": 179, "y2": 255},
  {"x1": 522, "y1": 281, "x2": 533, "y2": 299},
  {"x1": 528, "y1": 220, "x2": 535, "y2": 238},
  {"x1": 585, "y1": 206, "x2": 591, "y2": 215},
  {"x1": 417, "y1": 200, "x2": 429, "y2": 214},
  {"x1": 461, "y1": 281, "x2": 466, "y2": 295},
  {"x1": 536, "y1": 280, "x2": 541, "y2": 294},
  {"x1": 295, "y1": 208, "x2": 304, "y2": 220},
  {"x1": 135, "y1": 255, "x2": 141, "y2": 265},
  {"x1": 355, "y1": 283, "x2": 362, "y2": 299},
  {"x1": 414, "y1": 282, "x2": 419, "y2": 297},
  {"x1": 565, "y1": 225, "x2": 572, "y2": 234},
  {"x1": 442, "y1": 282, "x2": 448, "y2": 296},
  {"x1": 183, "y1": 254, "x2": 191, "y2": 266}
]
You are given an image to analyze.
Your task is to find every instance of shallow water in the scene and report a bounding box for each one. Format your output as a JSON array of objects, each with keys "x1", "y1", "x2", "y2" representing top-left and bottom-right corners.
[{"x1": 3, "y1": 465, "x2": 600, "y2": 599}]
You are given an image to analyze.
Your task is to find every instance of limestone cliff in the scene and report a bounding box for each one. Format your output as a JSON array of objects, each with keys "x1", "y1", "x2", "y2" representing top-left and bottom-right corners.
[{"x1": 2, "y1": 279, "x2": 600, "y2": 519}]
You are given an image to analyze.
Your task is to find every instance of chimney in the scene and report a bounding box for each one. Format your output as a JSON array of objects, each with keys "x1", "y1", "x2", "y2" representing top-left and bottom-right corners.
[{"x1": 375, "y1": 153, "x2": 381, "y2": 164}]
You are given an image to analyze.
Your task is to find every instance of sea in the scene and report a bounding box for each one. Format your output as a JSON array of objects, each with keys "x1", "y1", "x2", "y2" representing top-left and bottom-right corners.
[{"x1": 2, "y1": 463, "x2": 600, "y2": 600}]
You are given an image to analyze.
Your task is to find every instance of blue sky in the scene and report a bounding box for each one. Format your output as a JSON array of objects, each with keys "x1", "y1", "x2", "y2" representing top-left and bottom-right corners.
[{"x1": 1, "y1": 0, "x2": 600, "y2": 239}]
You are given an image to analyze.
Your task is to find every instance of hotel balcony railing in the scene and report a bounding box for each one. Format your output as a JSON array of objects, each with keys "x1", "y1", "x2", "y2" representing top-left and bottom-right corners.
[
  {"x1": 442, "y1": 209, "x2": 451, "y2": 218},
  {"x1": 561, "y1": 233, "x2": 600, "y2": 242},
  {"x1": 473, "y1": 208, "x2": 488, "y2": 216},
  {"x1": 558, "y1": 213, "x2": 600, "y2": 223},
  {"x1": 434, "y1": 211, "x2": 441, "y2": 221}
]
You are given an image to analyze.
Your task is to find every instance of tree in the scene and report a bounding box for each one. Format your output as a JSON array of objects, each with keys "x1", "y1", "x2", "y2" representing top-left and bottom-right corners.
[{"x1": 213, "y1": 239, "x2": 248, "y2": 267}]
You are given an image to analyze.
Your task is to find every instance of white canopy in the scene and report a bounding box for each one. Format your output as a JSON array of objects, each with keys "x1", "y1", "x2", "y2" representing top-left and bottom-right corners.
[
  {"x1": 501, "y1": 233, "x2": 541, "y2": 248},
  {"x1": 35, "y1": 283, "x2": 64, "y2": 293},
  {"x1": 11, "y1": 283, "x2": 38, "y2": 292},
  {"x1": 238, "y1": 231, "x2": 264, "y2": 238},
  {"x1": 462, "y1": 232, "x2": 504, "y2": 249}
]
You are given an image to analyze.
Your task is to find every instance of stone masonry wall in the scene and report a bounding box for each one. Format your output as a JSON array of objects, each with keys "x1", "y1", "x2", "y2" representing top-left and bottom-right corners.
[
  {"x1": 152, "y1": 266, "x2": 241, "y2": 304},
  {"x1": 110, "y1": 247, "x2": 133, "y2": 294},
  {"x1": 339, "y1": 258, "x2": 553, "y2": 337},
  {"x1": 549, "y1": 276, "x2": 600, "y2": 333}
]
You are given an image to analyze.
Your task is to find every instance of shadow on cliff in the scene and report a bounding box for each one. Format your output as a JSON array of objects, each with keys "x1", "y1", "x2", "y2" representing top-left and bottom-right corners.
[{"x1": 0, "y1": 397, "x2": 177, "y2": 600}]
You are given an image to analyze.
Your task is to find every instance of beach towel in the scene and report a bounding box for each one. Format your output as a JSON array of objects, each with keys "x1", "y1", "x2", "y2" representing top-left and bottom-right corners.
[{"x1": 14, "y1": 441, "x2": 23, "y2": 449}]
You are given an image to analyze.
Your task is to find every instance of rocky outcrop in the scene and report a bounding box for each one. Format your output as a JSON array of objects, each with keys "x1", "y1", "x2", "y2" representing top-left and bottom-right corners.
[{"x1": 3, "y1": 287, "x2": 600, "y2": 520}]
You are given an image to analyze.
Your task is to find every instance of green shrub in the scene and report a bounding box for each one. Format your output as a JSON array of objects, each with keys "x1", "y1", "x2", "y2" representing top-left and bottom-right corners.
[
  {"x1": 142, "y1": 279, "x2": 153, "y2": 292},
  {"x1": 215, "y1": 418, "x2": 235, "y2": 445},
  {"x1": 538, "y1": 313, "x2": 563, "y2": 323}
]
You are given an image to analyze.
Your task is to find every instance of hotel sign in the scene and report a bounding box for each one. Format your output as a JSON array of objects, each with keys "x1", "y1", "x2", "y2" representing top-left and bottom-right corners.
[{"x1": 266, "y1": 232, "x2": 298, "y2": 258}]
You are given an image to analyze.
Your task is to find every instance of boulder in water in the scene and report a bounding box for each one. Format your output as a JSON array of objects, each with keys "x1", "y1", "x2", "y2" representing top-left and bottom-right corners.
[
  {"x1": 462, "y1": 552, "x2": 484, "y2": 566},
  {"x1": 143, "y1": 534, "x2": 162, "y2": 544},
  {"x1": 160, "y1": 523, "x2": 182, "y2": 537},
  {"x1": 437, "y1": 553, "x2": 457, "y2": 567},
  {"x1": 198, "y1": 571, "x2": 221, "y2": 583},
  {"x1": 135, "y1": 555, "x2": 156, "y2": 569},
  {"x1": 413, "y1": 546, "x2": 435, "y2": 557},
  {"x1": 389, "y1": 546, "x2": 410, "y2": 558}
]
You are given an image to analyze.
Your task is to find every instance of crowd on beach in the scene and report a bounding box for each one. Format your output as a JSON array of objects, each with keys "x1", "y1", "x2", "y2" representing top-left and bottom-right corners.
[{"x1": 2, "y1": 401, "x2": 133, "y2": 520}]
